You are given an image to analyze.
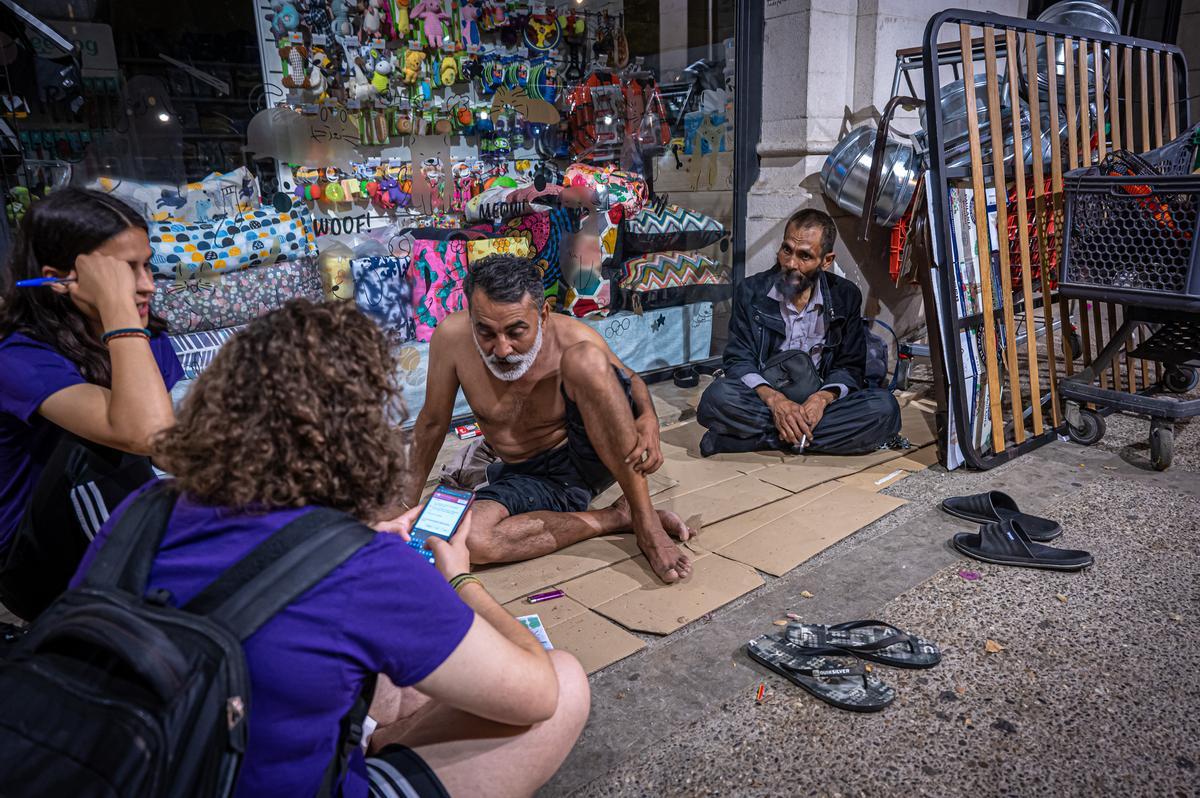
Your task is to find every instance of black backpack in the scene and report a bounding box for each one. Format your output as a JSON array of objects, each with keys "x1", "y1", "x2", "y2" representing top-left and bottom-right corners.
[{"x1": 0, "y1": 482, "x2": 377, "y2": 798}]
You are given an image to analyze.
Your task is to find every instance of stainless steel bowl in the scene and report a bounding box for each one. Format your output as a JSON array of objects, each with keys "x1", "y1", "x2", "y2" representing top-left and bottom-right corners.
[
  {"x1": 820, "y1": 124, "x2": 920, "y2": 227},
  {"x1": 1021, "y1": 0, "x2": 1119, "y2": 104},
  {"x1": 921, "y1": 74, "x2": 1066, "y2": 169}
]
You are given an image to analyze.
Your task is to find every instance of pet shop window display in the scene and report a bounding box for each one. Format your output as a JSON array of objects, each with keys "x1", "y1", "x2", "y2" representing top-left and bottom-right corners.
[{"x1": 256, "y1": 2, "x2": 727, "y2": 332}]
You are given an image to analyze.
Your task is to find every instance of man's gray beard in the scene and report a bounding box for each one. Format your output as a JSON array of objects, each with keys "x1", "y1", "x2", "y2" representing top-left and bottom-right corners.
[
  {"x1": 474, "y1": 320, "x2": 544, "y2": 382},
  {"x1": 775, "y1": 266, "x2": 815, "y2": 301}
]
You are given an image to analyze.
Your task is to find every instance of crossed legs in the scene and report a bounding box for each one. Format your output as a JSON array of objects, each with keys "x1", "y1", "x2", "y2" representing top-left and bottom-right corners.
[
  {"x1": 466, "y1": 342, "x2": 693, "y2": 583},
  {"x1": 368, "y1": 651, "x2": 590, "y2": 798}
]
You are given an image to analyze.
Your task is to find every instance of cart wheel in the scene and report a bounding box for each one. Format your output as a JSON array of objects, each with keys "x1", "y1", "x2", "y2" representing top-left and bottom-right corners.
[
  {"x1": 1150, "y1": 420, "x2": 1174, "y2": 471},
  {"x1": 1068, "y1": 331, "x2": 1084, "y2": 361},
  {"x1": 1162, "y1": 366, "x2": 1199, "y2": 394},
  {"x1": 1067, "y1": 409, "x2": 1106, "y2": 446}
]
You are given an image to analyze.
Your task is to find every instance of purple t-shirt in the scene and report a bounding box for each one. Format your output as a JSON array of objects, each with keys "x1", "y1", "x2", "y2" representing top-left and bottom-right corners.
[
  {"x1": 71, "y1": 484, "x2": 475, "y2": 798},
  {"x1": 0, "y1": 331, "x2": 182, "y2": 550}
]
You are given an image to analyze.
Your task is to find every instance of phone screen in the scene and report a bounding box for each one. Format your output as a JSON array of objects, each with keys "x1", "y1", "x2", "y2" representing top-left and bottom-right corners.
[{"x1": 413, "y1": 486, "x2": 473, "y2": 541}]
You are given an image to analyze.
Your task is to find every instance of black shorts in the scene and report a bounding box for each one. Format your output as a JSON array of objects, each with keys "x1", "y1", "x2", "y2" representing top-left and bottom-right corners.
[
  {"x1": 366, "y1": 744, "x2": 449, "y2": 798},
  {"x1": 474, "y1": 366, "x2": 634, "y2": 516}
]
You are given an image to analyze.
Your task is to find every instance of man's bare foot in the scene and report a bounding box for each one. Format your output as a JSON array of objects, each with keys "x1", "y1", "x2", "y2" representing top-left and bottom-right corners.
[
  {"x1": 608, "y1": 497, "x2": 694, "y2": 542},
  {"x1": 658, "y1": 510, "x2": 695, "y2": 542},
  {"x1": 633, "y1": 512, "x2": 692, "y2": 583}
]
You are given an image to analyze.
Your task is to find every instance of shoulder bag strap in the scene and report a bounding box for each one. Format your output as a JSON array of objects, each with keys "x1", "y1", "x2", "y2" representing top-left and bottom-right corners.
[
  {"x1": 82, "y1": 480, "x2": 179, "y2": 594},
  {"x1": 183, "y1": 507, "x2": 374, "y2": 641}
]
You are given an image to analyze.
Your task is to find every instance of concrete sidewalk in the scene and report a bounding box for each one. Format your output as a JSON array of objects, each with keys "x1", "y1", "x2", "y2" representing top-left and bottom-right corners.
[{"x1": 546, "y1": 412, "x2": 1200, "y2": 797}]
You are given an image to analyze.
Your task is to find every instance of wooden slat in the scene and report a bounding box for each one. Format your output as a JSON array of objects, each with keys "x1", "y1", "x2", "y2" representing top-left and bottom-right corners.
[
  {"x1": 1150, "y1": 49, "x2": 1165, "y2": 386},
  {"x1": 1109, "y1": 44, "x2": 1122, "y2": 151},
  {"x1": 1092, "y1": 300, "x2": 1108, "y2": 389},
  {"x1": 1108, "y1": 44, "x2": 1135, "y2": 395},
  {"x1": 1140, "y1": 48, "x2": 1150, "y2": 152},
  {"x1": 1026, "y1": 30, "x2": 1062, "y2": 427},
  {"x1": 1108, "y1": 304, "x2": 1124, "y2": 392},
  {"x1": 1007, "y1": 28, "x2": 1044, "y2": 435},
  {"x1": 984, "y1": 30, "x2": 1026, "y2": 444},
  {"x1": 1124, "y1": 47, "x2": 1135, "y2": 151},
  {"x1": 1048, "y1": 34, "x2": 1075, "y2": 380},
  {"x1": 1094, "y1": 40, "x2": 1107, "y2": 162},
  {"x1": 1153, "y1": 49, "x2": 1163, "y2": 147},
  {"x1": 1078, "y1": 40, "x2": 1092, "y2": 166},
  {"x1": 1167, "y1": 52, "x2": 1179, "y2": 139},
  {"x1": 1064, "y1": 37, "x2": 1080, "y2": 170},
  {"x1": 960, "y1": 23, "x2": 1006, "y2": 454},
  {"x1": 1078, "y1": 40, "x2": 1107, "y2": 387},
  {"x1": 1124, "y1": 46, "x2": 1141, "y2": 393}
]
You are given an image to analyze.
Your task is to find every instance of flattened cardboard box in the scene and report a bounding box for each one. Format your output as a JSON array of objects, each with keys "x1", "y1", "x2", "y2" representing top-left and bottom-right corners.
[
  {"x1": 560, "y1": 546, "x2": 764, "y2": 635},
  {"x1": 659, "y1": 422, "x2": 784, "y2": 473},
  {"x1": 477, "y1": 535, "x2": 642, "y2": 604},
  {"x1": 833, "y1": 446, "x2": 937, "y2": 492},
  {"x1": 654, "y1": 473, "x2": 790, "y2": 526},
  {"x1": 502, "y1": 595, "x2": 644, "y2": 674},
  {"x1": 708, "y1": 484, "x2": 908, "y2": 577}
]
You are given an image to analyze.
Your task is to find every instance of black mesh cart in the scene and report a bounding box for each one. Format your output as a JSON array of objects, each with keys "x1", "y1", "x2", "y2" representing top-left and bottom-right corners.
[{"x1": 1059, "y1": 161, "x2": 1200, "y2": 469}]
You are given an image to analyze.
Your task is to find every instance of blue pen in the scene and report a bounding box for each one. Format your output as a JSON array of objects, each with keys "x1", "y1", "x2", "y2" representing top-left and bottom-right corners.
[{"x1": 15, "y1": 276, "x2": 76, "y2": 287}]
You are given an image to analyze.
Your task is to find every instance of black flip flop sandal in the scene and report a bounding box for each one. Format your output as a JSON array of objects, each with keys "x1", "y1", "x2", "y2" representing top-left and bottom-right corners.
[
  {"x1": 952, "y1": 519, "x2": 1094, "y2": 572},
  {"x1": 746, "y1": 635, "x2": 895, "y2": 713},
  {"x1": 784, "y1": 620, "x2": 941, "y2": 669},
  {"x1": 941, "y1": 491, "x2": 1062, "y2": 542}
]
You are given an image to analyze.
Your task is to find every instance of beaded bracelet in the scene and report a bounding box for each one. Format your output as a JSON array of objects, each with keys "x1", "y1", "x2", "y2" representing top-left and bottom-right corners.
[
  {"x1": 101, "y1": 327, "x2": 151, "y2": 344},
  {"x1": 449, "y1": 573, "x2": 482, "y2": 592}
]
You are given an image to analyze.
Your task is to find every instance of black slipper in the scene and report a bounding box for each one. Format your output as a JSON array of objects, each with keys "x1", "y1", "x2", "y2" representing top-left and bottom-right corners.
[
  {"x1": 952, "y1": 519, "x2": 1094, "y2": 572},
  {"x1": 747, "y1": 634, "x2": 895, "y2": 713},
  {"x1": 784, "y1": 620, "x2": 942, "y2": 669},
  {"x1": 941, "y1": 490, "x2": 1062, "y2": 542}
]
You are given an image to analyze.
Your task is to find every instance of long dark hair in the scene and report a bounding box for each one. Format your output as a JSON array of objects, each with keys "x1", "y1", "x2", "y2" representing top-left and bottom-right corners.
[{"x1": 0, "y1": 188, "x2": 165, "y2": 387}]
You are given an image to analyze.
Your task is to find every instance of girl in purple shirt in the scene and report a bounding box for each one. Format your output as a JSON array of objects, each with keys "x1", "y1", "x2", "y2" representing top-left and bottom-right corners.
[
  {"x1": 73, "y1": 300, "x2": 589, "y2": 797},
  {"x1": 0, "y1": 189, "x2": 181, "y2": 620}
]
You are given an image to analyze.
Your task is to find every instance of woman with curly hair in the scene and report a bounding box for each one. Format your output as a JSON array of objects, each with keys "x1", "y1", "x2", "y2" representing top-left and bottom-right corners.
[
  {"x1": 71, "y1": 299, "x2": 589, "y2": 798},
  {"x1": 0, "y1": 188, "x2": 182, "y2": 620}
]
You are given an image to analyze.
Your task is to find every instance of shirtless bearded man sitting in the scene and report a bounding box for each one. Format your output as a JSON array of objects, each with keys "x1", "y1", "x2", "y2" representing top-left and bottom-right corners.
[{"x1": 400, "y1": 255, "x2": 693, "y2": 583}]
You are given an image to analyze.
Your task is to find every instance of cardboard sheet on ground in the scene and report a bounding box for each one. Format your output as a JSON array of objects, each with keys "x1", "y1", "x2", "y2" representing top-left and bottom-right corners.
[
  {"x1": 833, "y1": 446, "x2": 938, "y2": 492},
  {"x1": 900, "y1": 403, "x2": 937, "y2": 448},
  {"x1": 560, "y1": 546, "x2": 763, "y2": 635},
  {"x1": 477, "y1": 536, "x2": 642, "y2": 604},
  {"x1": 502, "y1": 596, "x2": 644, "y2": 674},
  {"x1": 706, "y1": 484, "x2": 907, "y2": 576},
  {"x1": 654, "y1": 473, "x2": 791, "y2": 525},
  {"x1": 658, "y1": 422, "x2": 784, "y2": 471}
]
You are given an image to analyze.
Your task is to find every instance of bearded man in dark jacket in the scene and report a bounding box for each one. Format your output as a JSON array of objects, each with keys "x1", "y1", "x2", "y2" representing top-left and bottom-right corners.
[{"x1": 697, "y1": 208, "x2": 901, "y2": 457}]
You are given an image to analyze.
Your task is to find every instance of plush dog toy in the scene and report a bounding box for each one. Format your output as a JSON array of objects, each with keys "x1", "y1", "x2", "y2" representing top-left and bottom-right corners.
[{"x1": 403, "y1": 50, "x2": 426, "y2": 84}]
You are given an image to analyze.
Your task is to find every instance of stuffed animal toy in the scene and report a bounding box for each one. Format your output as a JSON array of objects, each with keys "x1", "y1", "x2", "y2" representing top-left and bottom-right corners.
[
  {"x1": 331, "y1": 0, "x2": 353, "y2": 35},
  {"x1": 268, "y1": 1, "x2": 302, "y2": 39},
  {"x1": 403, "y1": 50, "x2": 426, "y2": 84},
  {"x1": 279, "y1": 44, "x2": 309, "y2": 89},
  {"x1": 438, "y1": 54, "x2": 457, "y2": 87},
  {"x1": 350, "y1": 58, "x2": 377, "y2": 100},
  {"x1": 371, "y1": 56, "x2": 393, "y2": 94},
  {"x1": 359, "y1": 0, "x2": 385, "y2": 41},
  {"x1": 389, "y1": 0, "x2": 411, "y2": 35},
  {"x1": 410, "y1": 0, "x2": 451, "y2": 48},
  {"x1": 459, "y1": 0, "x2": 481, "y2": 50}
]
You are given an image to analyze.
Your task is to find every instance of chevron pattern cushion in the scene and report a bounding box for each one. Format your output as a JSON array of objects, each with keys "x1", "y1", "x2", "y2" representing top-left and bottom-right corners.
[
  {"x1": 616, "y1": 251, "x2": 732, "y2": 312},
  {"x1": 623, "y1": 204, "x2": 725, "y2": 255}
]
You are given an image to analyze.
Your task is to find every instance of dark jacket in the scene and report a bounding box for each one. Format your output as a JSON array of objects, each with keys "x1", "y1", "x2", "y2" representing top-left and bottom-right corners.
[{"x1": 722, "y1": 266, "x2": 867, "y2": 392}]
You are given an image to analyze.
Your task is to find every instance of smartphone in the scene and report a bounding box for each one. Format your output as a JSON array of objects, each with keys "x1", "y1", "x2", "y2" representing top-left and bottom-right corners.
[{"x1": 407, "y1": 486, "x2": 474, "y2": 563}]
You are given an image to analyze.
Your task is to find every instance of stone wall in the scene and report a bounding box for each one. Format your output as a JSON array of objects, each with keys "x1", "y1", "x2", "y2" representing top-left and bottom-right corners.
[{"x1": 748, "y1": 0, "x2": 1027, "y2": 339}]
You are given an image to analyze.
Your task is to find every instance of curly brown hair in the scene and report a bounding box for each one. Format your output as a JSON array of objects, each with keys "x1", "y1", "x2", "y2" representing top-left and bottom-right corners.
[{"x1": 155, "y1": 299, "x2": 408, "y2": 520}]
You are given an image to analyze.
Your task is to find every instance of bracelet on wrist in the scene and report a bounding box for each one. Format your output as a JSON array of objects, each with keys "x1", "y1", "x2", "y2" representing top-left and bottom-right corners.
[
  {"x1": 101, "y1": 327, "x2": 151, "y2": 344},
  {"x1": 449, "y1": 573, "x2": 481, "y2": 592}
]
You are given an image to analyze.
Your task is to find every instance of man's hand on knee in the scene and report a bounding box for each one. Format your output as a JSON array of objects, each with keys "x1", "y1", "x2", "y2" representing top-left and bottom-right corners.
[
  {"x1": 625, "y1": 412, "x2": 664, "y2": 474},
  {"x1": 764, "y1": 392, "x2": 812, "y2": 444}
]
